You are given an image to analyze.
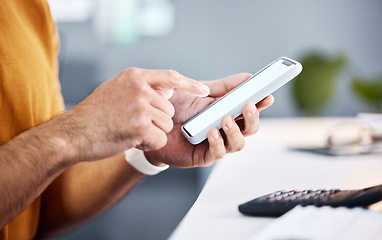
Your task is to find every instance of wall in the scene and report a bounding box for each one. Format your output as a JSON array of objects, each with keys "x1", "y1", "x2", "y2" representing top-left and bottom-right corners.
[{"x1": 58, "y1": 0, "x2": 382, "y2": 116}]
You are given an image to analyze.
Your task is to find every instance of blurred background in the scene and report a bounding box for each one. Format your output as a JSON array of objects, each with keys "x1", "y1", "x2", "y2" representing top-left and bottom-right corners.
[{"x1": 48, "y1": 0, "x2": 382, "y2": 239}]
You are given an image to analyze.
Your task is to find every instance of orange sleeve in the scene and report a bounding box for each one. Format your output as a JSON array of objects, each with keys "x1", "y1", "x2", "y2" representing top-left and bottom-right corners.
[{"x1": 0, "y1": 0, "x2": 64, "y2": 239}]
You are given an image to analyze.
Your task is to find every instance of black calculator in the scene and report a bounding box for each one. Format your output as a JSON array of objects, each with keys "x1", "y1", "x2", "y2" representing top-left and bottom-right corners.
[{"x1": 239, "y1": 184, "x2": 382, "y2": 217}]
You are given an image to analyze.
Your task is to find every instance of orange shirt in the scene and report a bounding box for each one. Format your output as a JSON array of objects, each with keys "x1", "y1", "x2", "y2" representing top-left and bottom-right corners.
[{"x1": 0, "y1": 0, "x2": 64, "y2": 239}]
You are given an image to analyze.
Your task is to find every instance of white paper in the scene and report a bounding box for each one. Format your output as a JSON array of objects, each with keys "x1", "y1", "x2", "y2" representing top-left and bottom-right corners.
[{"x1": 250, "y1": 206, "x2": 382, "y2": 240}]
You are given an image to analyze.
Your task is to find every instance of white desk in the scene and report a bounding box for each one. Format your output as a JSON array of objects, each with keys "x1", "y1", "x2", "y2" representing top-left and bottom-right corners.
[{"x1": 170, "y1": 117, "x2": 382, "y2": 240}]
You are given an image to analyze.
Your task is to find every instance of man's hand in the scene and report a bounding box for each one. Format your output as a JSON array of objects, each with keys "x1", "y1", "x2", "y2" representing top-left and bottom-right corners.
[
  {"x1": 59, "y1": 68, "x2": 210, "y2": 163},
  {"x1": 144, "y1": 73, "x2": 274, "y2": 167},
  {"x1": 23, "y1": 68, "x2": 210, "y2": 236}
]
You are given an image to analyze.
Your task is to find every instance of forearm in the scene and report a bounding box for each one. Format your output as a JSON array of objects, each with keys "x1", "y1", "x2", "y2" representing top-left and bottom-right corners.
[
  {"x1": 0, "y1": 118, "x2": 74, "y2": 229},
  {"x1": 37, "y1": 154, "x2": 146, "y2": 238}
]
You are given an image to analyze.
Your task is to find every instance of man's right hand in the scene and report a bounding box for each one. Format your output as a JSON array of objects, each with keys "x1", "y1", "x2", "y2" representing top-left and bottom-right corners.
[
  {"x1": 0, "y1": 68, "x2": 210, "y2": 230},
  {"x1": 57, "y1": 68, "x2": 210, "y2": 163}
]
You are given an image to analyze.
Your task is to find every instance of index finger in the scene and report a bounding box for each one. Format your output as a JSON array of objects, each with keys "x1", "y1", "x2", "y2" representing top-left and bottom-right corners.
[
  {"x1": 202, "y1": 73, "x2": 252, "y2": 98},
  {"x1": 143, "y1": 69, "x2": 210, "y2": 97}
]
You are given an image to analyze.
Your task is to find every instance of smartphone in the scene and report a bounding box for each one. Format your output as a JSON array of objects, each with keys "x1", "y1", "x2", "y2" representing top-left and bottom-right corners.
[{"x1": 181, "y1": 57, "x2": 303, "y2": 145}]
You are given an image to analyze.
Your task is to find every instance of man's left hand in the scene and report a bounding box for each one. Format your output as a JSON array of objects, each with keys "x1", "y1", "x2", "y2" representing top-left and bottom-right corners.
[{"x1": 144, "y1": 73, "x2": 274, "y2": 168}]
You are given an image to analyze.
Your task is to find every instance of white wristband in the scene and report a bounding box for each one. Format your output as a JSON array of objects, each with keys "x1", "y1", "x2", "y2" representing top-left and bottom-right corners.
[{"x1": 124, "y1": 148, "x2": 169, "y2": 175}]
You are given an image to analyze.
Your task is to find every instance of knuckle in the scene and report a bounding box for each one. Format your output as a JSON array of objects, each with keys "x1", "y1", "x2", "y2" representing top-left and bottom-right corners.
[
  {"x1": 203, "y1": 161, "x2": 215, "y2": 167},
  {"x1": 134, "y1": 95, "x2": 149, "y2": 108},
  {"x1": 233, "y1": 140, "x2": 245, "y2": 152},
  {"x1": 243, "y1": 119, "x2": 259, "y2": 136},
  {"x1": 134, "y1": 124, "x2": 148, "y2": 138},
  {"x1": 243, "y1": 127, "x2": 257, "y2": 136},
  {"x1": 156, "y1": 133, "x2": 168, "y2": 149},
  {"x1": 123, "y1": 67, "x2": 142, "y2": 77},
  {"x1": 215, "y1": 149, "x2": 226, "y2": 159},
  {"x1": 237, "y1": 140, "x2": 246, "y2": 151},
  {"x1": 251, "y1": 123, "x2": 260, "y2": 135},
  {"x1": 120, "y1": 68, "x2": 148, "y2": 92},
  {"x1": 227, "y1": 137, "x2": 245, "y2": 152},
  {"x1": 209, "y1": 138, "x2": 226, "y2": 159},
  {"x1": 168, "y1": 70, "x2": 181, "y2": 85},
  {"x1": 226, "y1": 145, "x2": 233, "y2": 152},
  {"x1": 134, "y1": 109, "x2": 151, "y2": 128}
]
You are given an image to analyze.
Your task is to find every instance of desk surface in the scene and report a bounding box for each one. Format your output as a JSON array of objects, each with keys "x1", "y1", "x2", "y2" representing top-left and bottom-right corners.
[{"x1": 170, "y1": 117, "x2": 382, "y2": 240}]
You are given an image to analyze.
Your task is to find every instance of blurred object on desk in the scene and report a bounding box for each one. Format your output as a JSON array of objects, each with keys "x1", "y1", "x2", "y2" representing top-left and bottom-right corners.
[
  {"x1": 357, "y1": 113, "x2": 382, "y2": 142},
  {"x1": 290, "y1": 113, "x2": 382, "y2": 156}
]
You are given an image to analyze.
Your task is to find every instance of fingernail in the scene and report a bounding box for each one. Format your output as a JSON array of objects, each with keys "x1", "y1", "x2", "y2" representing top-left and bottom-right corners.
[
  {"x1": 201, "y1": 84, "x2": 210, "y2": 96},
  {"x1": 213, "y1": 130, "x2": 219, "y2": 140},
  {"x1": 226, "y1": 119, "x2": 234, "y2": 129},
  {"x1": 250, "y1": 104, "x2": 257, "y2": 117}
]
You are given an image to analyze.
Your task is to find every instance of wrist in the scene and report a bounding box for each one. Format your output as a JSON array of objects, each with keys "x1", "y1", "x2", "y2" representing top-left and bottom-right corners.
[
  {"x1": 125, "y1": 148, "x2": 169, "y2": 175},
  {"x1": 145, "y1": 155, "x2": 167, "y2": 167},
  {"x1": 32, "y1": 113, "x2": 80, "y2": 166},
  {"x1": 13, "y1": 122, "x2": 75, "y2": 174}
]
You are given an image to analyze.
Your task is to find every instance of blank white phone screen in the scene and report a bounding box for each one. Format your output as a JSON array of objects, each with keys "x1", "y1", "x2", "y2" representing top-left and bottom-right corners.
[{"x1": 184, "y1": 59, "x2": 291, "y2": 137}]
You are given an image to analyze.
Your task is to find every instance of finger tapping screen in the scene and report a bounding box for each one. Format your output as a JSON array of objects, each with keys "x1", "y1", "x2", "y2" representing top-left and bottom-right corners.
[{"x1": 183, "y1": 59, "x2": 294, "y2": 137}]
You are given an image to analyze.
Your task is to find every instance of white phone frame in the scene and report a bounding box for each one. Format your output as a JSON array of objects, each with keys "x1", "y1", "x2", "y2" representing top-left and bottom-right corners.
[{"x1": 181, "y1": 57, "x2": 303, "y2": 145}]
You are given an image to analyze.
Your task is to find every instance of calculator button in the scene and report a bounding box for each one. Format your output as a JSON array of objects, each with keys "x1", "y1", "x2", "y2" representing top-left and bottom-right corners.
[
  {"x1": 256, "y1": 197, "x2": 268, "y2": 202},
  {"x1": 268, "y1": 194, "x2": 276, "y2": 198},
  {"x1": 275, "y1": 196, "x2": 283, "y2": 201},
  {"x1": 295, "y1": 193, "x2": 303, "y2": 198},
  {"x1": 319, "y1": 196, "x2": 329, "y2": 202},
  {"x1": 301, "y1": 190, "x2": 310, "y2": 195},
  {"x1": 289, "y1": 196, "x2": 297, "y2": 201},
  {"x1": 312, "y1": 196, "x2": 320, "y2": 204},
  {"x1": 329, "y1": 194, "x2": 337, "y2": 199}
]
